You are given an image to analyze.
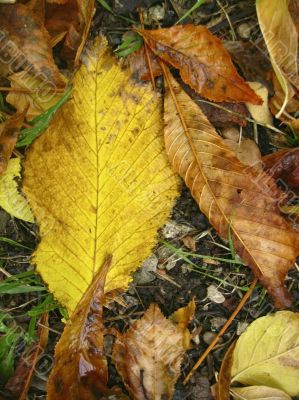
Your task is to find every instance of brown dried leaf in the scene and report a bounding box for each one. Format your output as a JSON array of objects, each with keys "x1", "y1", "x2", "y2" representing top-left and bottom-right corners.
[
  {"x1": 136, "y1": 25, "x2": 262, "y2": 104},
  {"x1": 47, "y1": 256, "x2": 113, "y2": 400},
  {"x1": 163, "y1": 66, "x2": 299, "y2": 308},
  {"x1": 5, "y1": 314, "x2": 49, "y2": 400},
  {"x1": 112, "y1": 303, "x2": 191, "y2": 400},
  {"x1": 0, "y1": 3, "x2": 65, "y2": 87},
  {"x1": 262, "y1": 148, "x2": 299, "y2": 194},
  {"x1": 0, "y1": 108, "x2": 27, "y2": 174}
]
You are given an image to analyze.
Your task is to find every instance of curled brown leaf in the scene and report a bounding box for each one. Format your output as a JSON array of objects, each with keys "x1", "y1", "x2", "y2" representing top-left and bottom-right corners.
[{"x1": 47, "y1": 255, "x2": 113, "y2": 400}]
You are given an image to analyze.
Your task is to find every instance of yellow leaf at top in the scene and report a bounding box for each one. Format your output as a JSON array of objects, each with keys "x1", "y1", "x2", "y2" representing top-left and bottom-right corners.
[
  {"x1": 231, "y1": 311, "x2": 299, "y2": 397},
  {"x1": 23, "y1": 37, "x2": 179, "y2": 314},
  {"x1": 0, "y1": 158, "x2": 34, "y2": 223}
]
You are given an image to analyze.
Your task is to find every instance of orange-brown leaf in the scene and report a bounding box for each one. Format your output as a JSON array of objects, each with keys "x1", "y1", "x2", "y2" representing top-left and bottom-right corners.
[
  {"x1": 47, "y1": 255, "x2": 112, "y2": 400},
  {"x1": 0, "y1": 3, "x2": 65, "y2": 88},
  {"x1": 136, "y1": 25, "x2": 262, "y2": 104},
  {"x1": 163, "y1": 66, "x2": 299, "y2": 308},
  {"x1": 5, "y1": 314, "x2": 49, "y2": 400},
  {"x1": 0, "y1": 108, "x2": 27, "y2": 174},
  {"x1": 112, "y1": 304, "x2": 190, "y2": 400}
]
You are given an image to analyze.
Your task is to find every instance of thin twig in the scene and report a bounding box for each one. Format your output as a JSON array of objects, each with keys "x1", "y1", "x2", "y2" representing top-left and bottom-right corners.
[
  {"x1": 138, "y1": 9, "x2": 156, "y2": 90},
  {"x1": 183, "y1": 277, "x2": 258, "y2": 384}
]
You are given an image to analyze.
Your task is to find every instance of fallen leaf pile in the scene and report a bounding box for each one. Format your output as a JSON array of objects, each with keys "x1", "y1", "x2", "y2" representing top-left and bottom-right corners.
[{"x1": 0, "y1": 1, "x2": 299, "y2": 398}]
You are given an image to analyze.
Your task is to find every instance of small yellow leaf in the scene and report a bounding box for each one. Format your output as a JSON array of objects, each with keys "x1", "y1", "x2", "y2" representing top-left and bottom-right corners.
[
  {"x1": 231, "y1": 311, "x2": 299, "y2": 396},
  {"x1": 23, "y1": 37, "x2": 179, "y2": 314},
  {"x1": 231, "y1": 386, "x2": 292, "y2": 400},
  {"x1": 246, "y1": 82, "x2": 273, "y2": 126},
  {"x1": 0, "y1": 158, "x2": 34, "y2": 223}
]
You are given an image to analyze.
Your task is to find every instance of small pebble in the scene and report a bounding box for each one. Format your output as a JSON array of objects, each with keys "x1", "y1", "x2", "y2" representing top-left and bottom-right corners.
[
  {"x1": 133, "y1": 254, "x2": 158, "y2": 285},
  {"x1": 181, "y1": 263, "x2": 192, "y2": 274},
  {"x1": 237, "y1": 22, "x2": 252, "y2": 39},
  {"x1": 162, "y1": 220, "x2": 193, "y2": 239},
  {"x1": 210, "y1": 317, "x2": 227, "y2": 330},
  {"x1": 207, "y1": 285, "x2": 225, "y2": 304},
  {"x1": 165, "y1": 258, "x2": 177, "y2": 271},
  {"x1": 203, "y1": 331, "x2": 217, "y2": 345}
]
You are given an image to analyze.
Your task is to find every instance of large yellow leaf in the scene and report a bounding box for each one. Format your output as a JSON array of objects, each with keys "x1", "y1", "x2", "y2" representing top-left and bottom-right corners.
[
  {"x1": 231, "y1": 311, "x2": 299, "y2": 396},
  {"x1": 23, "y1": 37, "x2": 179, "y2": 314},
  {"x1": 0, "y1": 158, "x2": 34, "y2": 223},
  {"x1": 162, "y1": 65, "x2": 299, "y2": 308}
]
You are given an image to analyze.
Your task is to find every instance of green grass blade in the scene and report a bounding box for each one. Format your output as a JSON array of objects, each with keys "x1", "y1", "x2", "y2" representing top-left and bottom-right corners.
[
  {"x1": 0, "y1": 237, "x2": 33, "y2": 250},
  {"x1": 175, "y1": 0, "x2": 205, "y2": 24},
  {"x1": 17, "y1": 86, "x2": 72, "y2": 147}
]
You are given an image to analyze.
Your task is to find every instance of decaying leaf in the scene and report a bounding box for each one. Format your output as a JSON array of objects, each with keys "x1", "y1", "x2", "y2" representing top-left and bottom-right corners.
[
  {"x1": 162, "y1": 65, "x2": 299, "y2": 308},
  {"x1": 262, "y1": 148, "x2": 299, "y2": 193},
  {"x1": 136, "y1": 25, "x2": 262, "y2": 104},
  {"x1": 0, "y1": 3, "x2": 65, "y2": 87},
  {"x1": 257, "y1": 0, "x2": 299, "y2": 116},
  {"x1": 230, "y1": 311, "x2": 299, "y2": 396},
  {"x1": 112, "y1": 303, "x2": 192, "y2": 400},
  {"x1": 0, "y1": 158, "x2": 34, "y2": 222},
  {"x1": 44, "y1": 0, "x2": 95, "y2": 65},
  {"x1": 231, "y1": 386, "x2": 292, "y2": 400},
  {"x1": 245, "y1": 82, "x2": 273, "y2": 126},
  {"x1": 23, "y1": 37, "x2": 179, "y2": 314},
  {"x1": 47, "y1": 256, "x2": 113, "y2": 399},
  {"x1": 0, "y1": 109, "x2": 27, "y2": 174},
  {"x1": 5, "y1": 314, "x2": 49, "y2": 400}
]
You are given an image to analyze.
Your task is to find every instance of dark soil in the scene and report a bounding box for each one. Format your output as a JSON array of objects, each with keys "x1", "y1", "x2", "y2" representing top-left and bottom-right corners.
[{"x1": 0, "y1": 1, "x2": 299, "y2": 399}]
